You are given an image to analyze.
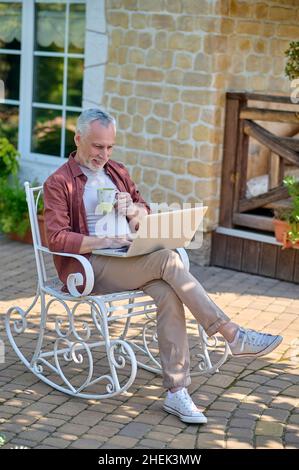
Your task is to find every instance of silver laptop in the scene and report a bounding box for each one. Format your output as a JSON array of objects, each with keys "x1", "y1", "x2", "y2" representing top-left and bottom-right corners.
[{"x1": 92, "y1": 206, "x2": 207, "y2": 258}]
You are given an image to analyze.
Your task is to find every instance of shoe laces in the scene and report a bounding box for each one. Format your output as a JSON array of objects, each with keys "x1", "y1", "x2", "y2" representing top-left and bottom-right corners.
[
  {"x1": 239, "y1": 328, "x2": 272, "y2": 351},
  {"x1": 177, "y1": 388, "x2": 198, "y2": 411}
]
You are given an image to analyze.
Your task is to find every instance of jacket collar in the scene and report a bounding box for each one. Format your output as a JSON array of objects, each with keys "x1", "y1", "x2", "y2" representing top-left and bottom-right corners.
[{"x1": 68, "y1": 151, "x2": 84, "y2": 177}]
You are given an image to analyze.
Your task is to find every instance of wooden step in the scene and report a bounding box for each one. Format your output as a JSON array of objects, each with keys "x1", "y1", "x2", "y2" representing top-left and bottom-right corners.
[{"x1": 211, "y1": 227, "x2": 299, "y2": 283}]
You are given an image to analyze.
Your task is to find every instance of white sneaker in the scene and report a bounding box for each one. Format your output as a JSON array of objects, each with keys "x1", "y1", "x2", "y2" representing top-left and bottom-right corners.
[
  {"x1": 229, "y1": 328, "x2": 283, "y2": 358},
  {"x1": 163, "y1": 388, "x2": 207, "y2": 424}
]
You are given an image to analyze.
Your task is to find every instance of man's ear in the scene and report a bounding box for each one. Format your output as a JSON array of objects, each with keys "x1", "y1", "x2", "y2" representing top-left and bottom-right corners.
[{"x1": 74, "y1": 133, "x2": 80, "y2": 147}]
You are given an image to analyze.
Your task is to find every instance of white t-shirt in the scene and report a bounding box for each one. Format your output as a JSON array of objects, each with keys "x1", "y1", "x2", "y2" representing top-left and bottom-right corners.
[{"x1": 80, "y1": 165, "x2": 131, "y2": 237}]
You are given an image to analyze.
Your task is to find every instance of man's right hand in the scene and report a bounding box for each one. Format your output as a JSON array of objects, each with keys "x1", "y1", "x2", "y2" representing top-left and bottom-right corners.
[
  {"x1": 79, "y1": 235, "x2": 132, "y2": 254},
  {"x1": 103, "y1": 236, "x2": 132, "y2": 249}
]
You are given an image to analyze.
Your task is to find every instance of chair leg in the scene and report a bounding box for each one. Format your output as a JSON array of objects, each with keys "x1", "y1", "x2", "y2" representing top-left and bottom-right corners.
[
  {"x1": 190, "y1": 324, "x2": 229, "y2": 376},
  {"x1": 90, "y1": 298, "x2": 138, "y2": 396},
  {"x1": 6, "y1": 286, "x2": 42, "y2": 372},
  {"x1": 30, "y1": 291, "x2": 47, "y2": 368}
]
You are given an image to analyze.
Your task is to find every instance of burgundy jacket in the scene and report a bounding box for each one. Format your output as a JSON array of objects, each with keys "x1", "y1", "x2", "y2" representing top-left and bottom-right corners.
[{"x1": 43, "y1": 152, "x2": 150, "y2": 292}]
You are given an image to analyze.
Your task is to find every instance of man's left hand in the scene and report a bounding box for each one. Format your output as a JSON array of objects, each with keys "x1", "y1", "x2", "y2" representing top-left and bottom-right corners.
[{"x1": 114, "y1": 192, "x2": 136, "y2": 217}]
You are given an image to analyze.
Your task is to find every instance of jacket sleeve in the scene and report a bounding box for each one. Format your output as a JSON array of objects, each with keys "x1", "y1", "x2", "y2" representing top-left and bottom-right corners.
[{"x1": 43, "y1": 176, "x2": 84, "y2": 254}]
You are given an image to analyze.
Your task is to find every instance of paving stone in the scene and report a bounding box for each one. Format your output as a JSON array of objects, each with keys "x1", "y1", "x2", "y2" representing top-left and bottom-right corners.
[
  {"x1": 9, "y1": 439, "x2": 36, "y2": 449},
  {"x1": 146, "y1": 431, "x2": 173, "y2": 443},
  {"x1": 69, "y1": 438, "x2": 102, "y2": 449},
  {"x1": 105, "y1": 435, "x2": 138, "y2": 448},
  {"x1": 226, "y1": 439, "x2": 254, "y2": 449},
  {"x1": 72, "y1": 411, "x2": 104, "y2": 426},
  {"x1": 53, "y1": 402, "x2": 88, "y2": 417},
  {"x1": 22, "y1": 402, "x2": 58, "y2": 417},
  {"x1": 41, "y1": 437, "x2": 70, "y2": 448},
  {"x1": 281, "y1": 385, "x2": 299, "y2": 398},
  {"x1": 17, "y1": 430, "x2": 49, "y2": 442},
  {"x1": 271, "y1": 396, "x2": 298, "y2": 410},
  {"x1": 118, "y1": 421, "x2": 152, "y2": 438},
  {"x1": 99, "y1": 413, "x2": 133, "y2": 424},
  {"x1": 255, "y1": 421, "x2": 284, "y2": 436},
  {"x1": 261, "y1": 408, "x2": 290, "y2": 422},
  {"x1": 51, "y1": 432, "x2": 78, "y2": 442},
  {"x1": 138, "y1": 439, "x2": 167, "y2": 449},
  {"x1": 196, "y1": 433, "x2": 225, "y2": 449},
  {"x1": 153, "y1": 424, "x2": 181, "y2": 435},
  {"x1": 169, "y1": 434, "x2": 197, "y2": 449},
  {"x1": 255, "y1": 437, "x2": 284, "y2": 449},
  {"x1": 88, "y1": 422, "x2": 123, "y2": 438},
  {"x1": 209, "y1": 401, "x2": 238, "y2": 412},
  {"x1": 227, "y1": 428, "x2": 254, "y2": 438},
  {"x1": 36, "y1": 416, "x2": 66, "y2": 427},
  {"x1": 206, "y1": 374, "x2": 236, "y2": 388},
  {"x1": 206, "y1": 410, "x2": 232, "y2": 419},
  {"x1": 229, "y1": 418, "x2": 256, "y2": 430},
  {"x1": 289, "y1": 415, "x2": 299, "y2": 425},
  {"x1": 31, "y1": 423, "x2": 57, "y2": 433},
  {"x1": 58, "y1": 423, "x2": 90, "y2": 436},
  {"x1": 284, "y1": 433, "x2": 299, "y2": 444}
]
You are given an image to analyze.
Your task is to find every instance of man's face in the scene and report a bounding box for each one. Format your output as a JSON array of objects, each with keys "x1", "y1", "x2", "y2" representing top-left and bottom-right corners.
[{"x1": 74, "y1": 120, "x2": 116, "y2": 171}]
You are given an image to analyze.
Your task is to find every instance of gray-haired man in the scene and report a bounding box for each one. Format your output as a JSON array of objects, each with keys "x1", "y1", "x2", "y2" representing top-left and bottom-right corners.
[{"x1": 44, "y1": 108, "x2": 283, "y2": 425}]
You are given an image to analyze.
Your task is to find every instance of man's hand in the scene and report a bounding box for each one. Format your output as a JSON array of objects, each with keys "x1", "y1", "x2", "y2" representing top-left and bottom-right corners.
[
  {"x1": 103, "y1": 235, "x2": 132, "y2": 249},
  {"x1": 79, "y1": 235, "x2": 132, "y2": 254},
  {"x1": 114, "y1": 192, "x2": 136, "y2": 217}
]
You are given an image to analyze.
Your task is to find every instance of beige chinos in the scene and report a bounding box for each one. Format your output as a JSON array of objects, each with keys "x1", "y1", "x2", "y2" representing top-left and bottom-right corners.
[{"x1": 90, "y1": 248, "x2": 230, "y2": 389}]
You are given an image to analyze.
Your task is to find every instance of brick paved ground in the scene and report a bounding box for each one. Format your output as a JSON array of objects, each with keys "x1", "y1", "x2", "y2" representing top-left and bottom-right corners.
[{"x1": 0, "y1": 235, "x2": 299, "y2": 449}]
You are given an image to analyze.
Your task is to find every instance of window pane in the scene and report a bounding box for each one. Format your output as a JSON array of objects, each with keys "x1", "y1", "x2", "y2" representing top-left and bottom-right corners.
[
  {"x1": 67, "y1": 58, "x2": 83, "y2": 107},
  {"x1": 33, "y1": 56, "x2": 64, "y2": 105},
  {"x1": 0, "y1": 3, "x2": 22, "y2": 50},
  {"x1": 35, "y1": 3, "x2": 66, "y2": 52},
  {"x1": 0, "y1": 53, "x2": 20, "y2": 100},
  {"x1": 68, "y1": 3, "x2": 85, "y2": 54},
  {"x1": 31, "y1": 108, "x2": 62, "y2": 156},
  {"x1": 0, "y1": 104, "x2": 19, "y2": 147},
  {"x1": 64, "y1": 111, "x2": 79, "y2": 157}
]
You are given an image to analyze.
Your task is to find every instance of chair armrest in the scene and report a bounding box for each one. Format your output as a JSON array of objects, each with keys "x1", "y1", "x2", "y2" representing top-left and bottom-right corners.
[
  {"x1": 175, "y1": 248, "x2": 190, "y2": 271},
  {"x1": 38, "y1": 246, "x2": 94, "y2": 297}
]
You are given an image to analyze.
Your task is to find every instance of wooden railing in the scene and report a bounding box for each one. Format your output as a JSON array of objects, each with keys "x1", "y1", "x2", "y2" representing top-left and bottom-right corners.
[{"x1": 219, "y1": 92, "x2": 299, "y2": 233}]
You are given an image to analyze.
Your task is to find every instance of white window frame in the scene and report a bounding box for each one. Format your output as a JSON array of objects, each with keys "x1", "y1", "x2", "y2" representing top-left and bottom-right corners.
[
  {"x1": 2, "y1": 0, "x2": 107, "y2": 174},
  {"x1": 18, "y1": 0, "x2": 86, "y2": 165},
  {"x1": 0, "y1": 0, "x2": 22, "y2": 140}
]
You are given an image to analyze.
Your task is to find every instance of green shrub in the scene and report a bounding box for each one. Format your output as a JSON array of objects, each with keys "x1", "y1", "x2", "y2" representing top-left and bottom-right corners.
[
  {"x1": 274, "y1": 176, "x2": 299, "y2": 245},
  {"x1": 0, "y1": 433, "x2": 6, "y2": 447},
  {"x1": 0, "y1": 137, "x2": 20, "y2": 179},
  {"x1": 0, "y1": 177, "x2": 43, "y2": 236},
  {"x1": 285, "y1": 41, "x2": 299, "y2": 81}
]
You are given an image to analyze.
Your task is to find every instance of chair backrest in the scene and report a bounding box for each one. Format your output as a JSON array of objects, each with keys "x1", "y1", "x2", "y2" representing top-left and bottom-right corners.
[{"x1": 24, "y1": 181, "x2": 48, "y2": 288}]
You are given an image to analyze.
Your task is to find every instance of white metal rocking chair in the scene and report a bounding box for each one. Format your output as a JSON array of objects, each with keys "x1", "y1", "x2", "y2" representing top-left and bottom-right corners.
[{"x1": 5, "y1": 182, "x2": 229, "y2": 400}]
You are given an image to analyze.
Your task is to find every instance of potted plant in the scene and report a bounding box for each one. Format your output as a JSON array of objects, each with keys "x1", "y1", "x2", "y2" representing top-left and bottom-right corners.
[
  {"x1": 273, "y1": 176, "x2": 299, "y2": 249},
  {"x1": 0, "y1": 177, "x2": 47, "y2": 246}
]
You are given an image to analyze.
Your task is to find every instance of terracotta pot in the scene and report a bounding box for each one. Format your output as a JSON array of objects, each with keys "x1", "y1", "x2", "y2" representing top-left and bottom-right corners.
[
  {"x1": 8, "y1": 215, "x2": 48, "y2": 247},
  {"x1": 273, "y1": 218, "x2": 299, "y2": 249}
]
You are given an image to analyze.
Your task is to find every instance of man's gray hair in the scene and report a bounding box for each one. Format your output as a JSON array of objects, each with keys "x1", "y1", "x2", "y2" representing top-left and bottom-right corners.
[{"x1": 76, "y1": 108, "x2": 116, "y2": 135}]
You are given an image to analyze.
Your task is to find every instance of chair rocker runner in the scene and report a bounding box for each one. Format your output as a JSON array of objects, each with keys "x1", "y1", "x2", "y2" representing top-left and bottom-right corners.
[{"x1": 5, "y1": 182, "x2": 229, "y2": 400}]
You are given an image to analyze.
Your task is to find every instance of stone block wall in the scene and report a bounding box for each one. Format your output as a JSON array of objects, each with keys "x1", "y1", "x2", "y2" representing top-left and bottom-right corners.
[{"x1": 101, "y1": 0, "x2": 299, "y2": 262}]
